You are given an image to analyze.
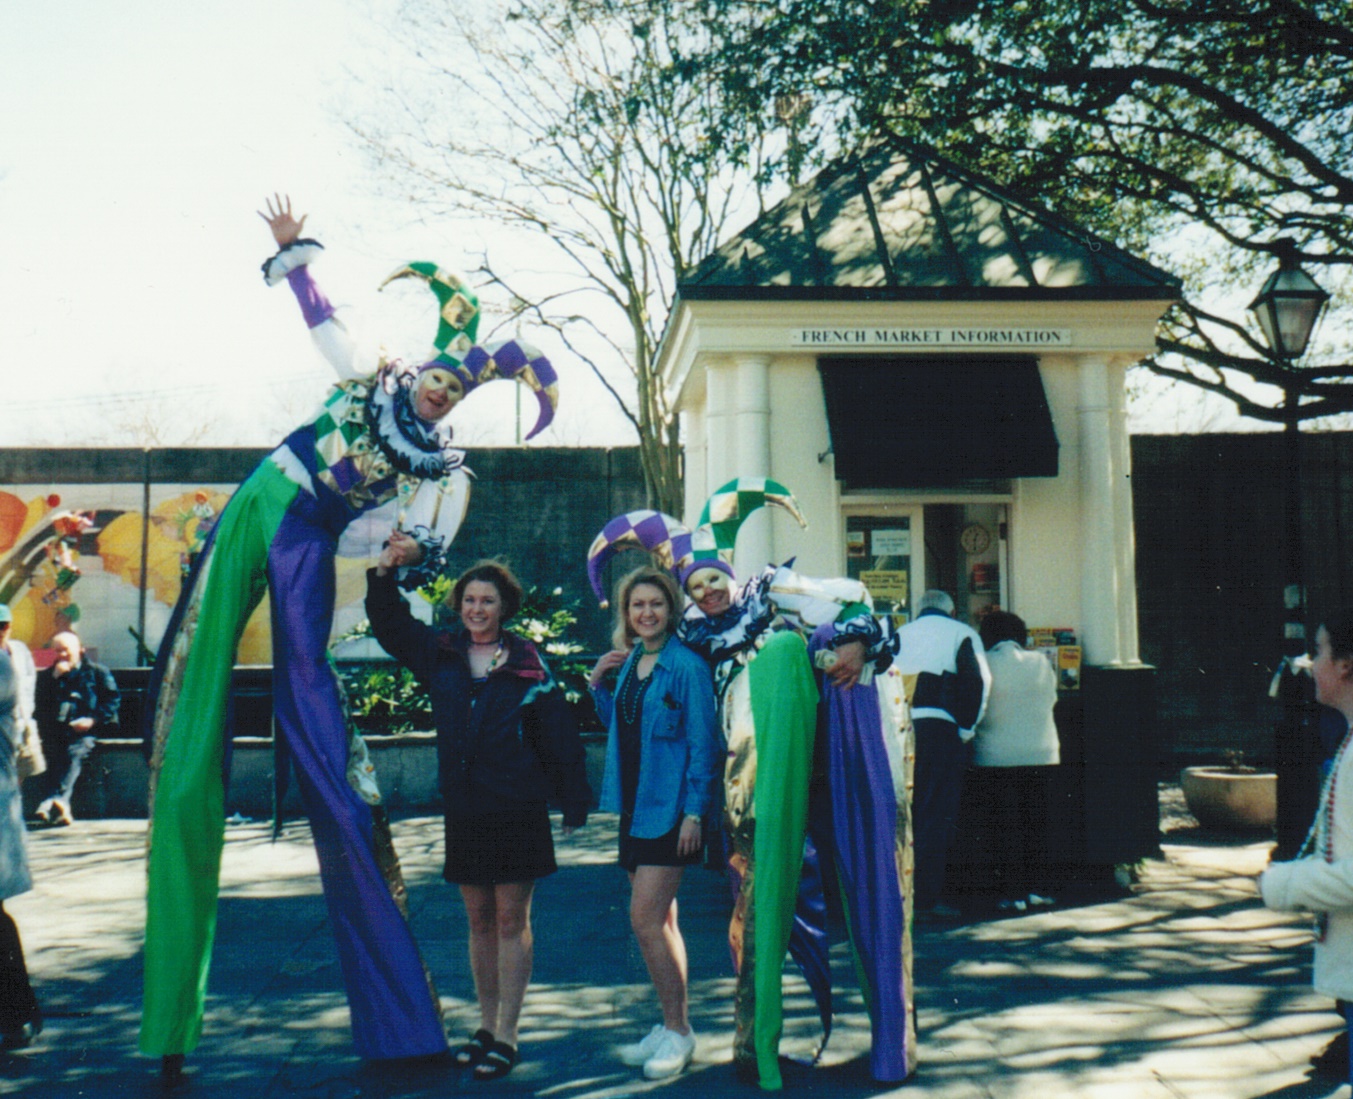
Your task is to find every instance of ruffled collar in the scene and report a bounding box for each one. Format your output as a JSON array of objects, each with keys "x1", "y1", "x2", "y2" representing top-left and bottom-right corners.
[
  {"x1": 363, "y1": 365, "x2": 466, "y2": 479},
  {"x1": 679, "y1": 583, "x2": 775, "y2": 660}
]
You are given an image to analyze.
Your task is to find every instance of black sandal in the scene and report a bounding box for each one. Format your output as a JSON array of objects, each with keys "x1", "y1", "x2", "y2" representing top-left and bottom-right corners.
[
  {"x1": 454, "y1": 1029, "x2": 494, "y2": 1068},
  {"x1": 472, "y1": 1040, "x2": 519, "y2": 1081}
]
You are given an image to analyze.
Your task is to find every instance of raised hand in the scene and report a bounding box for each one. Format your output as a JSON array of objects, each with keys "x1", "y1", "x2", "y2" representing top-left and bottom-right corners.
[
  {"x1": 588, "y1": 649, "x2": 629, "y2": 688},
  {"x1": 827, "y1": 638, "x2": 866, "y2": 689},
  {"x1": 257, "y1": 193, "x2": 307, "y2": 248},
  {"x1": 376, "y1": 530, "x2": 424, "y2": 575}
]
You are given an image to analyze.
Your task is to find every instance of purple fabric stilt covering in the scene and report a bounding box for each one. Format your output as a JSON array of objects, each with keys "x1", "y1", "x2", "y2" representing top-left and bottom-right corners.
[
  {"x1": 286, "y1": 265, "x2": 337, "y2": 329},
  {"x1": 787, "y1": 833, "x2": 833, "y2": 1057},
  {"x1": 267, "y1": 511, "x2": 445, "y2": 1059},
  {"x1": 810, "y1": 625, "x2": 913, "y2": 1083}
]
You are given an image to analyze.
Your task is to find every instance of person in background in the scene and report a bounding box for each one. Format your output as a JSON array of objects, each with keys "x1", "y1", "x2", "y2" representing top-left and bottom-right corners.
[
  {"x1": 588, "y1": 566, "x2": 718, "y2": 1081},
  {"x1": 0, "y1": 628, "x2": 42, "y2": 1050},
  {"x1": 1261, "y1": 610, "x2": 1353, "y2": 1093},
  {"x1": 34, "y1": 630, "x2": 120, "y2": 826},
  {"x1": 967, "y1": 610, "x2": 1060, "y2": 912},
  {"x1": 893, "y1": 590, "x2": 991, "y2": 917},
  {"x1": 367, "y1": 545, "x2": 591, "y2": 1082},
  {"x1": 0, "y1": 606, "x2": 38, "y2": 777}
]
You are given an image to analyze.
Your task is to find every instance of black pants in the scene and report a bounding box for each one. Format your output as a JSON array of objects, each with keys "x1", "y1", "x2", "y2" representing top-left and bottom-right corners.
[
  {"x1": 958, "y1": 765, "x2": 1056, "y2": 899},
  {"x1": 0, "y1": 902, "x2": 39, "y2": 1033},
  {"x1": 912, "y1": 718, "x2": 971, "y2": 910}
]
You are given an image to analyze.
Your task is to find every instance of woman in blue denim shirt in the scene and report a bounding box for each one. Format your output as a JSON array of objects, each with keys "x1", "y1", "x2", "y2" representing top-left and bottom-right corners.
[{"x1": 588, "y1": 566, "x2": 718, "y2": 1080}]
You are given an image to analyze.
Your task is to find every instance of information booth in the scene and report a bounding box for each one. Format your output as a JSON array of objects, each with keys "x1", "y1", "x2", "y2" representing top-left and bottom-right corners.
[{"x1": 658, "y1": 140, "x2": 1181, "y2": 881}]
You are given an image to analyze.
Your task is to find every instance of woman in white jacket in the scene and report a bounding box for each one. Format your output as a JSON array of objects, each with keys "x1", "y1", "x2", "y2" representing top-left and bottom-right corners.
[
  {"x1": 1260, "y1": 611, "x2": 1353, "y2": 1088},
  {"x1": 967, "y1": 610, "x2": 1060, "y2": 911}
]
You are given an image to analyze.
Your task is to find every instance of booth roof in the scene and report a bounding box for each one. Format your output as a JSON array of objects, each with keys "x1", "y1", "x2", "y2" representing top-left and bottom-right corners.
[{"x1": 681, "y1": 137, "x2": 1181, "y2": 302}]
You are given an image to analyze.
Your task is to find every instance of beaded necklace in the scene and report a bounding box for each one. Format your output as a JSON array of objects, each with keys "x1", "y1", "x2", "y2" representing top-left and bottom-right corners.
[
  {"x1": 468, "y1": 637, "x2": 506, "y2": 678},
  {"x1": 616, "y1": 659, "x2": 656, "y2": 728},
  {"x1": 1299, "y1": 720, "x2": 1353, "y2": 940}
]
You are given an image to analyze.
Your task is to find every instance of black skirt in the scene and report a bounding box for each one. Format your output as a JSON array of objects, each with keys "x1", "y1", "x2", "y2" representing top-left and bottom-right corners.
[
  {"x1": 443, "y1": 803, "x2": 557, "y2": 885},
  {"x1": 618, "y1": 815, "x2": 701, "y2": 873}
]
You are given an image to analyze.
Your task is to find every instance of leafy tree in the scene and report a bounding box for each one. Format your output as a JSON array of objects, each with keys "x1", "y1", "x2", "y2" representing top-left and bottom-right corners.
[
  {"x1": 347, "y1": 0, "x2": 780, "y2": 512},
  {"x1": 585, "y1": 0, "x2": 1353, "y2": 426}
]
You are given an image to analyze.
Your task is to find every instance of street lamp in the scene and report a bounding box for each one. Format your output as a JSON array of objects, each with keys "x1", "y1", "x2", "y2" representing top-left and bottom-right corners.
[
  {"x1": 1249, "y1": 242, "x2": 1330, "y2": 361},
  {"x1": 1250, "y1": 242, "x2": 1330, "y2": 858}
]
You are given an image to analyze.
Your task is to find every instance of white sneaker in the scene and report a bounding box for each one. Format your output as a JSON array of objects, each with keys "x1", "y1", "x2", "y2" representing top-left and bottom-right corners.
[
  {"x1": 618, "y1": 1024, "x2": 666, "y2": 1067},
  {"x1": 642, "y1": 1027, "x2": 695, "y2": 1080}
]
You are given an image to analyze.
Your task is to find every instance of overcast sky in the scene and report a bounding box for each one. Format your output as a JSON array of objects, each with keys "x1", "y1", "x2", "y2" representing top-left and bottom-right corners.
[
  {"x1": 0, "y1": 0, "x2": 634, "y2": 449},
  {"x1": 4, "y1": 0, "x2": 1318, "y2": 451}
]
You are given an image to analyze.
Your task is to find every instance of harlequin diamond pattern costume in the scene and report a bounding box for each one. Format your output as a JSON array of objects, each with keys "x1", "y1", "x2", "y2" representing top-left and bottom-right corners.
[
  {"x1": 140, "y1": 238, "x2": 557, "y2": 1060},
  {"x1": 588, "y1": 479, "x2": 916, "y2": 1088}
]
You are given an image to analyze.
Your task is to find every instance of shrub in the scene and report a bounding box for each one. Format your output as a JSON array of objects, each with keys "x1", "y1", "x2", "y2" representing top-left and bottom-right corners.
[{"x1": 334, "y1": 580, "x2": 593, "y2": 732}]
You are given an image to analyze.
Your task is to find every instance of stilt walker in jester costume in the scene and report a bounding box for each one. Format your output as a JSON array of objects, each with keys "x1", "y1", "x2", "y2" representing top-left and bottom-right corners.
[
  {"x1": 140, "y1": 197, "x2": 559, "y2": 1080},
  {"x1": 587, "y1": 479, "x2": 916, "y2": 1090}
]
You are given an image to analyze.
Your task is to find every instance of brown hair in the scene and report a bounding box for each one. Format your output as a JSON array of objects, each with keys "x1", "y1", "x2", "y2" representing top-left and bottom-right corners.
[
  {"x1": 612, "y1": 566, "x2": 683, "y2": 651},
  {"x1": 1323, "y1": 610, "x2": 1353, "y2": 661},
  {"x1": 449, "y1": 560, "x2": 524, "y2": 621},
  {"x1": 979, "y1": 610, "x2": 1028, "y2": 649}
]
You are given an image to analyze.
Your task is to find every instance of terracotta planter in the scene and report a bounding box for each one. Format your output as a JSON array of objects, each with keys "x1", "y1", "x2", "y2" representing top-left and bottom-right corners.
[{"x1": 1180, "y1": 766, "x2": 1277, "y2": 833}]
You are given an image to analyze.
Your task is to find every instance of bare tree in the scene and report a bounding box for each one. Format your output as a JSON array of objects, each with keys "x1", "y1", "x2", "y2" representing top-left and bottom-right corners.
[{"x1": 345, "y1": 1, "x2": 777, "y2": 512}]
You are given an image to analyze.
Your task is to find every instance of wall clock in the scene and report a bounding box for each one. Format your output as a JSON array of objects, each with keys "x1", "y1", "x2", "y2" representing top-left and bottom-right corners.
[{"x1": 960, "y1": 522, "x2": 991, "y2": 555}]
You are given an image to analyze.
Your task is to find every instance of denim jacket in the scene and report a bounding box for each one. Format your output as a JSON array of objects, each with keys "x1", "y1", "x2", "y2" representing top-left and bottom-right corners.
[{"x1": 592, "y1": 635, "x2": 719, "y2": 839}]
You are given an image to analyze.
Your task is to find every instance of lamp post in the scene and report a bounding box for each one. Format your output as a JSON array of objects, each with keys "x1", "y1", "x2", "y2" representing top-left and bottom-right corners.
[{"x1": 1249, "y1": 241, "x2": 1330, "y2": 857}]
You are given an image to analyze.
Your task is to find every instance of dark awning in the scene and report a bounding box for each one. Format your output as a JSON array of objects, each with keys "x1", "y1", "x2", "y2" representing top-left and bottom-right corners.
[{"x1": 817, "y1": 355, "x2": 1059, "y2": 488}]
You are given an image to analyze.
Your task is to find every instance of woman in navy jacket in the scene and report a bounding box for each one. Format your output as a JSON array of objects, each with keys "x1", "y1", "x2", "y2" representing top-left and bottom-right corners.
[
  {"x1": 588, "y1": 566, "x2": 718, "y2": 1080},
  {"x1": 367, "y1": 538, "x2": 590, "y2": 1081}
]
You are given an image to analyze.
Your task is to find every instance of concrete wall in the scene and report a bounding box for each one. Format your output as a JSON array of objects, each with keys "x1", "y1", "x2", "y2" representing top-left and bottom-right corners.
[{"x1": 0, "y1": 445, "x2": 647, "y2": 660}]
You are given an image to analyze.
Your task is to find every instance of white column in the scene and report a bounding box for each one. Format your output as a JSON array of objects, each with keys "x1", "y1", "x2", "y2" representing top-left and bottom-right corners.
[
  {"x1": 733, "y1": 354, "x2": 772, "y2": 572},
  {"x1": 681, "y1": 408, "x2": 706, "y2": 527},
  {"x1": 1078, "y1": 354, "x2": 1123, "y2": 665},
  {"x1": 704, "y1": 360, "x2": 732, "y2": 523},
  {"x1": 1109, "y1": 356, "x2": 1142, "y2": 664}
]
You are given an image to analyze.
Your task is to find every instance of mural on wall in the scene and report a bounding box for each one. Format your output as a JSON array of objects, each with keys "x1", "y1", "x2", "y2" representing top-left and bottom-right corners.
[
  {"x1": 1, "y1": 483, "x2": 383, "y2": 668},
  {"x1": 0, "y1": 492, "x2": 98, "y2": 644},
  {"x1": 96, "y1": 487, "x2": 274, "y2": 665}
]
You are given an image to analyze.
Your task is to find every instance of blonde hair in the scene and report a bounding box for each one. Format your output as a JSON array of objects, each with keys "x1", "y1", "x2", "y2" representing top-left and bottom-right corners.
[{"x1": 612, "y1": 567, "x2": 682, "y2": 651}]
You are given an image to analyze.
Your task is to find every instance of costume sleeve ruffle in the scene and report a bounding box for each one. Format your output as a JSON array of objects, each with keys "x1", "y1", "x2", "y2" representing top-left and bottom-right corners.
[
  {"x1": 393, "y1": 471, "x2": 473, "y2": 590},
  {"x1": 263, "y1": 238, "x2": 369, "y2": 380},
  {"x1": 764, "y1": 565, "x2": 895, "y2": 671},
  {"x1": 261, "y1": 238, "x2": 325, "y2": 286}
]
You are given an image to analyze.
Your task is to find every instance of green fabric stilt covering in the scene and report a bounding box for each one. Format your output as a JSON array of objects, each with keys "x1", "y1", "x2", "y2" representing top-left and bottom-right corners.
[
  {"x1": 141, "y1": 463, "x2": 296, "y2": 1055},
  {"x1": 747, "y1": 631, "x2": 818, "y2": 1090}
]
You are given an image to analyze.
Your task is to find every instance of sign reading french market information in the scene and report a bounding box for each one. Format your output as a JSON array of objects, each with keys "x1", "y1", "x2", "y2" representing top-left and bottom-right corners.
[{"x1": 789, "y1": 327, "x2": 1073, "y2": 347}]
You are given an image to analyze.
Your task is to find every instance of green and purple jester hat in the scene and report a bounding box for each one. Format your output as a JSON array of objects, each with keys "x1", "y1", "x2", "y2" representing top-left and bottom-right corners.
[
  {"x1": 381, "y1": 262, "x2": 560, "y2": 439},
  {"x1": 586, "y1": 477, "x2": 806, "y2": 604}
]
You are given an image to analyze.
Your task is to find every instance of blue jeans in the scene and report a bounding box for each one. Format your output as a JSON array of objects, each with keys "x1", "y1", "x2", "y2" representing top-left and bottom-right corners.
[
  {"x1": 912, "y1": 717, "x2": 971, "y2": 910},
  {"x1": 49, "y1": 735, "x2": 96, "y2": 803}
]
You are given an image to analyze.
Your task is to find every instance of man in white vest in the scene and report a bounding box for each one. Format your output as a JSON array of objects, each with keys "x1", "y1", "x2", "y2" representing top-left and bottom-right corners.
[{"x1": 894, "y1": 590, "x2": 991, "y2": 915}]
